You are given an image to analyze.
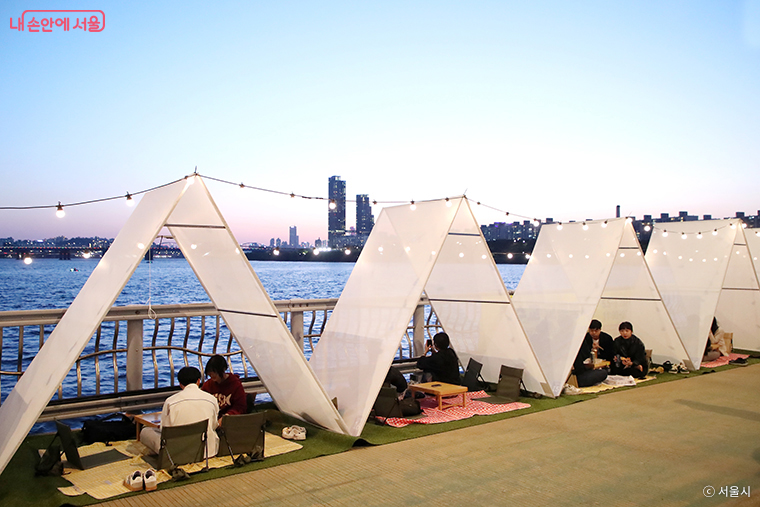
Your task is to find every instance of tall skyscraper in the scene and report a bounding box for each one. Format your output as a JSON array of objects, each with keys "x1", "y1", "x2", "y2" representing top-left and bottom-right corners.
[
  {"x1": 289, "y1": 226, "x2": 299, "y2": 248},
  {"x1": 356, "y1": 194, "x2": 374, "y2": 244},
  {"x1": 328, "y1": 176, "x2": 346, "y2": 248}
]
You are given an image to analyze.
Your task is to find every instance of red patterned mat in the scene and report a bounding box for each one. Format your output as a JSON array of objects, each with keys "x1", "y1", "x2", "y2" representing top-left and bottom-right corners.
[
  {"x1": 379, "y1": 390, "x2": 530, "y2": 428},
  {"x1": 701, "y1": 352, "x2": 750, "y2": 369}
]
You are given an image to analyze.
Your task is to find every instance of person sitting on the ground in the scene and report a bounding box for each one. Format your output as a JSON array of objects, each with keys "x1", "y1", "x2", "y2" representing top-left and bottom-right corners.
[
  {"x1": 703, "y1": 317, "x2": 728, "y2": 362},
  {"x1": 140, "y1": 366, "x2": 219, "y2": 457},
  {"x1": 202, "y1": 354, "x2": 247, "y2": 423},
  {"x1": 384, "y1": 365, "x2": 408, "y2": 397},
  {"x1": 416, "y1": 332, "x2": 461, "y2": 385},
  {"x1": 572, "y1": 321, "x2": 610, "y2": 387},
  {"x1": 587, "y1": 319, "x2": 615, "y2": 363},
  {"x1": 612, "y1": 322, "x2": 648, "y2": 379}
]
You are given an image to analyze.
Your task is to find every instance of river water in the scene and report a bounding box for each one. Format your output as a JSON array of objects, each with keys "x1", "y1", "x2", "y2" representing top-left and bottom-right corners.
[{"x1": 0, "y1": 258, "x2": 525, "y2": 432}]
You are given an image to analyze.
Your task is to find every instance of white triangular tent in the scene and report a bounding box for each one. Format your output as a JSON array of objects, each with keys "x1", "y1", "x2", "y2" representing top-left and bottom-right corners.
[
  {"x1": 512, "y1": 218, "x2": 690, "y2": 398},
  {"x1": 0, "y1": 177, "x2": 345, "y2": 474},
  {"x1": 309, "y1": 198, "x2": 552, "y2": 437},
  {"x1": 646, "y1": 219, "x2": 760, "y2": 366},
  {"x1": 746, "y1": 229, "x2": 760, "y2": 281}
]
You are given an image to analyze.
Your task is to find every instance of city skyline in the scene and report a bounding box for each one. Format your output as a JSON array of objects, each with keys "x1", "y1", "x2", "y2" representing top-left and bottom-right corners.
[{"x1": 1, "y1": 2, "x2": 759, "y2": 244}]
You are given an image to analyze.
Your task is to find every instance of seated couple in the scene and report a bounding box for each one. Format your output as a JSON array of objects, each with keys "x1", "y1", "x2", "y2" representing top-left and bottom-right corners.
[
  {"x1": 573, "y1": 320, "x2": 648, "y2": 388},
  {"x1": 140, "y1": 355, "x2": 247, "y2": 457}
]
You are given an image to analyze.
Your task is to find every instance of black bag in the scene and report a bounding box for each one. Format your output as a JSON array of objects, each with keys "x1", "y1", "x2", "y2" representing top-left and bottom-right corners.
[
  {"x1": 33, "y1": 443, "x2": 63, "y2": 476},
  {"x1": 82, "y1": 413, "x2": 135, "y2": 444},
  {"x1": 373, "y1": 386, "x2": 403, "y2": 419},
  {"x1": 399, "y1": 397, "x2": 422, "y2": 416}
]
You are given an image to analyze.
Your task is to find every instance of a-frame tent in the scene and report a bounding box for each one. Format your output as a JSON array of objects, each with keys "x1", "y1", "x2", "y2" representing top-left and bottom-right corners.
[
  {"x1": 746, "y1": 229, "x2": 760, "y2": 281},
  {"x1": 0, "y1": 177, "x2": 346, "y2": 474},
  {"x1": 512, "y1": 218, "x2": 690, "y2": 398},
  {"x1": 308, "y1": 197, "x2": 552, "y2": 437},
  {"x1": 646, "y1": 219, "x2": 760, "y2": 365}
]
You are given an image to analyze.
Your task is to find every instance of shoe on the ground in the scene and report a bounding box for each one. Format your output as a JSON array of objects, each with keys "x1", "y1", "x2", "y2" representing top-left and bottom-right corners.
[
  {"x1": 729, "y1": 357, "x2": 748, "y2": 366},
  {"x1": 282, "y1": 426, "x2": 295, "y2": 439},
  {"x1": 677, "y1": 363, "x2": 689, "y2": 374},
  {"x1": 291, "y1": 425, "x2": 306, "y2": 440},
  {"x1": 563, "y1": 384, "x2": 582, "y2": 395},
  {"x1": 143, "y1": 469, "x2": 157, "y2": 491},
  {"x1": 124, "y1": 470, "x2": 143, "y2": 491}
]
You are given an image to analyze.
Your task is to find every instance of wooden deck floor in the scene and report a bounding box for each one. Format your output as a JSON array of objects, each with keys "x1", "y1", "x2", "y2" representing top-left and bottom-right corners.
[{"x1": 96, "y1": 366, "x2": 760, "y2": 507}]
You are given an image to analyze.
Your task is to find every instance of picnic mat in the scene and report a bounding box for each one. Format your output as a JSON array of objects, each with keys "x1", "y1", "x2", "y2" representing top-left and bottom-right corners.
[
  {"x1": 57, "y1": 432, "x2": 302, "y2": 500},
  {"x1": 381, "y1": 390, "x2": 530, "y2": 428},
  {"x1": 701, "y1": 352, "x2": 750, "y2": 369},
  {"x1": 575, "y1": 375, "x2": 656, "y2": 395}
]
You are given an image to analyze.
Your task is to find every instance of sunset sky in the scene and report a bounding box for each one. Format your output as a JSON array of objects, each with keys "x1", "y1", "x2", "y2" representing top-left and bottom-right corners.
[{"x1": 1, "y1": 1, "x2": 759, "y2": 245}]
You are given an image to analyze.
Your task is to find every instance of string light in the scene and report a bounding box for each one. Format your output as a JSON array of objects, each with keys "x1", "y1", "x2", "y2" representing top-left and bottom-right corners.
[
  {"x1": 410, "y1": 201, "x2": 416, "y2": 211},
  {"x1": 697, "y1": 232, "x2": 702, "y2": 239},
  {"x1": 344, "y1": 248, "x2": 351, "y2": 255},
  {"x1": 55, "y1": 202, "x2": 65, "y2": 218},
  {"x1": 23, "y1": 257, "x2": 33, "y2": 265},
  {"x1": 582, "y1": 222, "x2": 588, "y2": 230},
  {"x1": 713, "y1": 229, "x2": 718, "y2": 235},
  {"x1": 742, "y1": 222, "x2": 747, "y2": 228},
  {"x1": 239, "y1": 183, "x2": 245, "y2": 189},
  {"x1": 644, "y1": 225, "x2": 651, "y2": 232},
  {"x1": 328, "y1": 199, "x2": 337, "y2": 210},
  {"x1": 507, "y1": 253, "x2": 513, "y2": 259},
  {"x1": 662, "y1": 230, "x2": 668, "y2": 237},
  {"x1": 313, "y1": 248, "x2": 319, "y2": 256},
  {"x1": 625, "y1": 217, "x2": 633, "y2": 224},
  {"x1": 681, "y1": 232, "x2": 687, "y2": 239},
  {"x1": 125, "y1": 193, "x2": 135, "y2": 207},
  {"x1": 730, "y1": 222, "x2": 736, "y2": 229},
  {"x1": 556, "y1": 223, "x2": 563, "y2": 230},
  {"x1": 290, "y1": 193, "x2": 295, "y2": 198},
  {"x1": 532, "y1": 219, "x2": 540, "y2": 227},
  {"x1": 601, "y1": 221, "x2": 608, "y2": 228},
  {"x1": 273, "y1": 247, "x2": 280, "y2": 256}
]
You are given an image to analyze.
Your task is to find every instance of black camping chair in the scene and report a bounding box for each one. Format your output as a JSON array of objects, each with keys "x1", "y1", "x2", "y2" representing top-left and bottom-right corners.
[
  {"x1": 156, "y1": 419, "x2": 209, "y2": 472},
  {"x1": 462, "y1": 358, "x2": 488, "y2": 392},
  {"x1": 496, "y1": 364, "x2": 524, "y2": 402},
  {"x1": 217, "y1": 412, "x2": 266, "y2": 466},
  {"x1": 372, "y1": 384, "x2": 403, "y2": 423}
]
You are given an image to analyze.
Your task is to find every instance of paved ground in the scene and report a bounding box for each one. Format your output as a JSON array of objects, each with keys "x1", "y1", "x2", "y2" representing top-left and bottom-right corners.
[{"x1": 97, "y1": 366, "x2": 760, "y2": 507}]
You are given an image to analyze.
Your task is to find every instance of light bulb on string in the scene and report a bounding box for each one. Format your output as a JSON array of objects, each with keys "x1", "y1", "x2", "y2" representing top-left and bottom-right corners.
[
  {"x1": 756, "y1": 231, "x2": 760, "y2": 237},
  {"x1": 328, "y1": 199, "x2": 337, "y2": 210},
  {"x1": 601, "y1": 220, "x2": 608, "y2": 228},
  {"x1": 730, "y1": 222, "x2": 736, "y2": 229},
  {"x1": 273, "y1": 248, "x2": 280, "y2": 256},
  {"x1": 239, "y1": 183, "x2": 245, "y2": 189},
  {"x1": 697, "y1": 232, "x2": 702, "y2": 239},
  {"x1": 742, "y1": 222, "x2": 747, "y2": 228},
  {"x1": 344, "y1": 248, "x2": 351, "y2": 255},
  {"x1": 644, "y1": 225, "x2": 651, "y2": 232},
  {"x1": 313, "y1": 248, "x2": 320, "y2": 256},
  {"x1": 410, "y1": 201, "x2": 416, "y2": 211},
  {"x1": 556, "y1": 223, "x2": 563, "y2": 230},
  {"x1": 56, "y1": 202, "x2": 65, "y2": 218},
  {"x1": 662, "y1": 231, "x2": 668, "y2": 237},
  {"x1": 712, "y1": 229, "x2": 718, "y2": 236},
  {"x1": 445, "y1": 197, "x2": 452, "y2": 207},
  {"x1": 681, "y1": 233, "x2": 687, "y2": 239},
  {"x1": 125, "y1": 193, "x2": 135, "y2": 207},
  {"x1": 372, "y1": 200, "x2": 377, "y2": 206},
  {"x1": 582, "y1": 222, "x2": 588, "y2": 231},
  {"x1": 532, "y1": 219, "x2": 539, "y2": 227},
  {"x1": 290, "y1": 193, "x2": 295, "y2": 198},
  {"x1": 625, "y1": 217, "x2": 633, "y2": 224},
  {"x1": 23, "y1": 257, "x2": 33, "y2": 265}
]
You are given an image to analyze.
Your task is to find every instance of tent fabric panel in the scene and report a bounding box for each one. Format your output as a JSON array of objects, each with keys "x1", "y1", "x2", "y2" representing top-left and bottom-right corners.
[
  {"x1": 594, "y1": 299, "x2": 692, "y2": 369},
  {"x1": 722, "y1": 244, "x2": 759, "y2": 290},
  {"x1": 0, "y1": 180, "x2": 188, "y2": 474},
  {"x1": 425, "y1": 202, "x2": 550, "y2": 395},
  {"x1": 514, "y1": 219, "x2": 624, "y2": 397},
  {"x1": 745, "y1": 229, "x2": 760, "y2": 280},
  {"x1": 168, "y1": 182, "x2": 346, "y2": 434},
  {"x1": 646, "y1": 220, "x2": 737, "y2": 368},
  {"x1": 715, "y1": 289, "x2": 760, "y2": 352},
  {"x1": 310, "y1": 199, "x2": 458, "y2": 436}
]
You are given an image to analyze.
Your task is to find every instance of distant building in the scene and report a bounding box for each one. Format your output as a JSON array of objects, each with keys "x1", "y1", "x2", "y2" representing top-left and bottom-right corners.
[
  {"x1": 289, "y1": 226, "x2": 299, "y2": 249},
  {"x1": 328, "y1": 176, "x2": 346, "y2": 248},
  {"x1": 356, "y1": 194, "x2": 374, "y2": 246}
]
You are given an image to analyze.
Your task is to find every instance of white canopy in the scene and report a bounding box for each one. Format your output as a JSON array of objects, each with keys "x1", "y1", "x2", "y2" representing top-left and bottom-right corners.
[
  {"x1": 513, "y1": 218, "x2": 689, "y2": 397},
  {"x1": 309, "y1": 197, "x2": 552, "y2": 437},
  {"x1": 646, "y1": 220, "x2": 760, "y2": 364},
  {"x1": 0, "y1": 177, "x2": 345, "y2": 475}
]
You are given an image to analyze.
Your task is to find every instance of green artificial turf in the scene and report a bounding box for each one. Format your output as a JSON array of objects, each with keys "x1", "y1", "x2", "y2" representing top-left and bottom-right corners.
[{"x1": 1, "y1": 356, "x2": 757, "y2": 507}]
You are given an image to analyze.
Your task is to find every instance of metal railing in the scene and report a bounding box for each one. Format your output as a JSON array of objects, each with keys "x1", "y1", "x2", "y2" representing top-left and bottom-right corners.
[{"x1": 0, "y1": 297, "x2": 443, "y2": 420}]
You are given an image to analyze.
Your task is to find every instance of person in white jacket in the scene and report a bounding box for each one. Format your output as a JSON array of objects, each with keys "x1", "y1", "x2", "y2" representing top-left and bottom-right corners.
[{"x1": 140, "y1": 366, "x2": 219, "y2": 457}]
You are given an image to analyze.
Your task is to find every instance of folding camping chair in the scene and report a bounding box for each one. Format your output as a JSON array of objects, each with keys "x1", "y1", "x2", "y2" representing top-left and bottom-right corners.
[
  {"x1": 156, "y1": 419, "x2": 209, "y2": 472},
  {"x1": 217, "y1": 412, "x2": 266, "y2": 466},
  {"x1": 462, "y1": 358, "x2": 487, "y2": 392}
]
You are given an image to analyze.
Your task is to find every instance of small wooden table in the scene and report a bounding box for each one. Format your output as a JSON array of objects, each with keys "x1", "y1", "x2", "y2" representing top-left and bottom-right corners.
[
  {"x1": 408, "y1": 382, "x2": 468, "y2": 410},
  {"x1": 133, "y1": 412, "x2": 161, "y2": 441}
]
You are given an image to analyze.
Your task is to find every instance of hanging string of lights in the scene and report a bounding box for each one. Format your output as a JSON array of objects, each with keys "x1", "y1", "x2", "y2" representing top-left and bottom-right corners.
[{"x1": 1, "y1": 170, "x2": 756, "y2": 236}]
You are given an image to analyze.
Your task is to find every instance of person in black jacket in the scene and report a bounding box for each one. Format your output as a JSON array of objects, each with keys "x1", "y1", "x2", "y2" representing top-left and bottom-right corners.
[
  {"x1": 572, "y1": 321, "x2": 610, "y2": 387},
  {"x1": 416, "y1": 332, "x2": 461, "y2": 385},
  {"x1": 587, "y1": 319, "x2": 615, "y2": 363},
  {"x1": 612, "y1": 321, "x2": 648, "y2": 378}
]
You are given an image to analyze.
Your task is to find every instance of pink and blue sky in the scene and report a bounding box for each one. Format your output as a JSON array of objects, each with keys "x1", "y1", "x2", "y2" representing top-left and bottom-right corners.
[{"x1": 1, "y1": 1, "x2": 759, "y2": 245}]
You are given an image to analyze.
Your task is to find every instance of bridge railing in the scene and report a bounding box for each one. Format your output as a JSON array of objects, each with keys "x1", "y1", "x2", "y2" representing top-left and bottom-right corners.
[{"x1": 0, "y1": 298, "x2": 443, "y2": 420}]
